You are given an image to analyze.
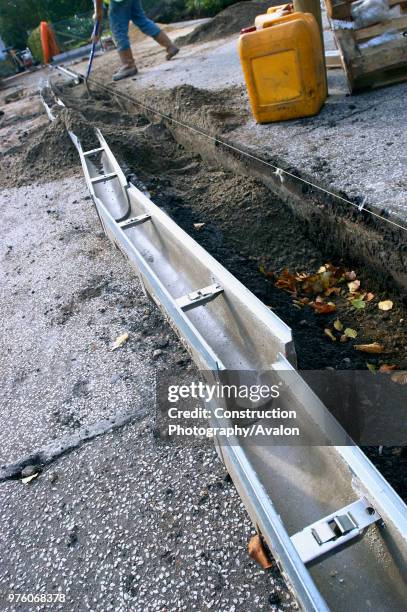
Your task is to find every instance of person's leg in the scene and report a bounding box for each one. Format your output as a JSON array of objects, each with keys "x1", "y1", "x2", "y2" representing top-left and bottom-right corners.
[
  {"x1": 130, "y1": 0, "x2": 179, "y2": 60},
  {"x1": 109, "y1": 0, "x2": 138, "y2": 80}
]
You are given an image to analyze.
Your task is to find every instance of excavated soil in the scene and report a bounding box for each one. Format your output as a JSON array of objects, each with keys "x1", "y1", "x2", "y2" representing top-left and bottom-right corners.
[
  {"x1": 176, "y1": 0, "x2": 278, "y2": 46},
  {"x1": 1, "y1": 82, "x2": 406, "y2": 497}
]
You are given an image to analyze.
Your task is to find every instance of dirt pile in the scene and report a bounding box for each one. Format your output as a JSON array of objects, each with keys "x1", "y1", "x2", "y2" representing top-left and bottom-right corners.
[
  {"x1": 176, "y1": 0, "x2": 275, "y2": 45},
  {"x1": 0, "y1": 114, "x2": 79, "y2": 188},
  {"x1": 139, "y1": 84, "x2": 248, "y2": 134}
]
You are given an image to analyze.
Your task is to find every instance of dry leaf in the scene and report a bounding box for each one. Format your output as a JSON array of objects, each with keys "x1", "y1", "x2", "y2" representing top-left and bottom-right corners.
[
  {"x1": 313, "y1": 302, "x2": 336, "y2": 314},
  {"x1": 324, "y1": 328, "x2": 336, "y2": 342},
  {"x1": 354, "y1": 342, "x2": 384, "y2": 354},
  {"x1": 366, "y1": 292, "x2": 375, "y2": 302},
  {"x1": 334, "y1": 319, "x2": 343, "y2": 331},
  {"x1": 340, "y1": 334, "x2": 348, "y2": 342},
  {"x1": 345, "y1": 270, "x2": 356, "y2": 281},
  {"x1": 344, "y1": 328, "x2": 357, "y2": 338},
  {"x1": 378, "y1": 300, "x2": 393, "y2": 311},
  {"x1": 379, "y1": 364, "x2": 396, "y2": 373},
  {"x1": 259, "y1": 265, "x2": 274, "y2": 279},
  {"x1": 325, "y1": 287, "x2": 341, "y2": 296},
  {"x1": 111, "y1": 332, "x2": 129, "y2": 351},
  {"x1": 275, "y1": 269, "x2": 297, "y2": 294},
  {"x1": 248, "y1": 534, "x2": 273, "y2": 569},
  {"x1": 193, "y1": 223, "x2": 205, "y2": 230},
  {"x1": 347, "y1": 280, "x2": 361, "y2": 293},
  {"x1": 22, "y1": 473, "x2": 39, "y2": 484},
  {"x1": 391, "y1": 371, "x2": 407, "y2": 385}
]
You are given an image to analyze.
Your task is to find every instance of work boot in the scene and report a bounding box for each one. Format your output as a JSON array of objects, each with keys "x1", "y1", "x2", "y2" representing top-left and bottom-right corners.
[
  {"x1": 112, "y1": 48, "x2": 138, "y2": 81},
  {"x1": 154, "y1": 31, "x2": 179, "y2": 61}
]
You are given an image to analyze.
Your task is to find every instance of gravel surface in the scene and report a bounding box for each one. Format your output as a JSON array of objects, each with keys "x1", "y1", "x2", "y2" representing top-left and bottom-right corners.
[{"x1": 0, "y1": 172, "x2": 296, "y2": 610}]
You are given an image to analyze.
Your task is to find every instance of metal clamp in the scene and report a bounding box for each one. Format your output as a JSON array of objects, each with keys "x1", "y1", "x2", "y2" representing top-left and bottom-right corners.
[
  {"x1": 90, "y1": 172, "x2": 118, "y2": 184},
  {"x1": 291, "y1": 498, "x2": 381, "y2": 564},
  {"x1": 176, "y1": 283, "x2": 223, "y2": 312},
  {"x1": 118, "y1": 214, "x2": 151, "y2": 230},
  {"x1": 84, "y1": 146, "x2": 104, "y2": 157}
]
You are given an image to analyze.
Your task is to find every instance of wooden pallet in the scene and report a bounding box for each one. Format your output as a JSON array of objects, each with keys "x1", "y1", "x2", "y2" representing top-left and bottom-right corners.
[{"x1": 325, "y1": 0, "x2": 407, "y2": 92}]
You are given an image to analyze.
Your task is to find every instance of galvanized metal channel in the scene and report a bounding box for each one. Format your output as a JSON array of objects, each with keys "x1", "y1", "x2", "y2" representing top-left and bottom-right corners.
[{"x1": 41, "y1": 91, "x2": 407, "y2": 611}]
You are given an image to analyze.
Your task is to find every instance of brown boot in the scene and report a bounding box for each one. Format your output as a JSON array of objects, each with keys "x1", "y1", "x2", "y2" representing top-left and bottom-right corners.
[
  {"x1": 154, "y1": 30, "x2": 179, "y2": 60},
  {"x1": 113, "y1": 48, "x2": 138, "y2": 81}
]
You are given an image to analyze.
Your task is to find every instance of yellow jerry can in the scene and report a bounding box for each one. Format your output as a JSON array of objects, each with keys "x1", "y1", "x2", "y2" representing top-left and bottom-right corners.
[
  {"x1": 238, "y1": 13, "x2": 327, "y2": 123},
  {"x1": 254, "y1": 4, "x2": 293, "y2": 28}
]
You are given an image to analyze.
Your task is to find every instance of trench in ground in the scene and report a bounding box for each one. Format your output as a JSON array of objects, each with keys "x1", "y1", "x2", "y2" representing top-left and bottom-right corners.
[{"x1": 12, "y1": 80, "x2": 407, "y2": 501}]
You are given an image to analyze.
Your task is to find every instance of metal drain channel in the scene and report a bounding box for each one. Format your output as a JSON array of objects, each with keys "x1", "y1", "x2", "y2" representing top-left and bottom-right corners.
[{"x1": 40, "y1": 90, "x2": 407, "y2": 611}]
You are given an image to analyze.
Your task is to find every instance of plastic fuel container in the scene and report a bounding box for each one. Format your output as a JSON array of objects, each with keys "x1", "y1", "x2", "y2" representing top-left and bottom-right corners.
[
  {"x1": 239, "y1": 13, "x2": 327, "y2": 123},
  {"x1": 254, "y1": 4, "x2": 293, "y2": 28}
]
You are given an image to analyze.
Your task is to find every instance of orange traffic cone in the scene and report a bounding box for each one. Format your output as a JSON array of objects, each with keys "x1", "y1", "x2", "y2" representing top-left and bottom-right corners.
[{"x1": 40, "y1": 21, "x2": 60, "y2": 64}]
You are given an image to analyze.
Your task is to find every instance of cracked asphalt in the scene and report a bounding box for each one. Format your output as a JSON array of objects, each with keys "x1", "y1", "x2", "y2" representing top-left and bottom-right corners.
[{"x1": 0, "y1": 173, "x2": 296, "y2": 610}]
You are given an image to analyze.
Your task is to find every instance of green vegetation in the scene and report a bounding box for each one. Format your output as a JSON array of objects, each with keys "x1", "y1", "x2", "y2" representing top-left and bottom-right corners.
[
  {"x1": 26, "y1": 25, "x2": 43, "y2": 63},
  {"x1": 185, "y1": 0, "x2": 235, "y2": 17},
  {"x1": 0, "y1": 0, "x2": 240, "y2": 51},
  {"x1": 0, "y1": 0, "x2": 91, "y2": 49},
  {"x1": 145, "y1": 0, "x2": 236, "y2": 22}
]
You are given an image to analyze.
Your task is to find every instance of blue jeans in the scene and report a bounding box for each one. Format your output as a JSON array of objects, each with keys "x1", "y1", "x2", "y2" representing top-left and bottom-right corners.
[{"x1": 109, "y1": 0, "x2": 161, "y2": 51}]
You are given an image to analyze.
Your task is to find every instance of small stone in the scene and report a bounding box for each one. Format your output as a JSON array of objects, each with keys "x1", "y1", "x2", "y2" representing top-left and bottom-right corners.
[
  {"x1": 110, "y1": 373, "x2": 121, "y2": 385},
  {"x1": 268, "y1": 592, "x2": 281, "y2": 605},
  {"x1": 21, "y1": 465, "x2": 40, "y2": 478},
  {"x1": 48, "y1": 472, "x2": 58, "y2": 484},
  {"x1": 155, "y1": 337, "x2": 169, "y2": 349},
  {"x1": 66, "y1": 527, "x2": 78, "y2": 547},
  {"x1": 152, "y1": 349, "x2": 162, "y2": 359}
]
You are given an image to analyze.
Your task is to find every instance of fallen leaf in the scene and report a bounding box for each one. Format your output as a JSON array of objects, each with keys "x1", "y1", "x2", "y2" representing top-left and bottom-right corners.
[
  {"x1": 313, "y1": 302, "x2": 336, "y2": 314},
  {"x1": 378, "y1": 300, "x2": 393, "y2": 311},
  {"x1": 391, "y1": 371, "x2": 407, "y2": 385},
  {"x1": 340, "y1": 334, "x2": 348, "y2": 342},
  {"x1": 367, "y1": 363, "x2": 377, "y2": 373},
  {"x1": 366, "y1": 292, "x2": 375, "y2": 302},
  {"x1": 345, "y1": 270, "x2": 357, "y2": 281},
  {"x1": 259, "y1": 265, "x2": 274, "y2": 279},
  {"x1": 275, "y1": 269, "x2": 297, "y2": 294},
  {"x1": 351, "y1": 298, "x2": 366, "y2": 310},
  {"x1": 315, "y1": 295, "x2": 324, "y2": 303},
  {"x1": 354, "y1": 342, "x2": 384, "y2": 354},
  {"x1": 379, "y1": 364, "x2": 397, "y2": 373},
  {"x1": 344, "y1": 328, "x2": 357, "y2": 338},
  {"x1": 111, "y1": 332, "x2": 129, "y2": 351},
  {"x1": 193, "y1": 223, "x2": 205, "y2": 230},
  {"x1": 325, "y1": 286, "x2": 341, "y2": 296},
  {"x1": 21, "y1": 473, "x2": 39, "y2": 484},
  {"x1": 334, "y1": 319, "x2": 343, "y2": 331},
  {"x1": 248, "y1": 534, "x2": 273, "y2": 569},
  {"x1": 324, "y1": 328, "x2": 336, "y2": 341},
  {"x1": 347, "y1": 280, "x2": 361, "y2": 293}
]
